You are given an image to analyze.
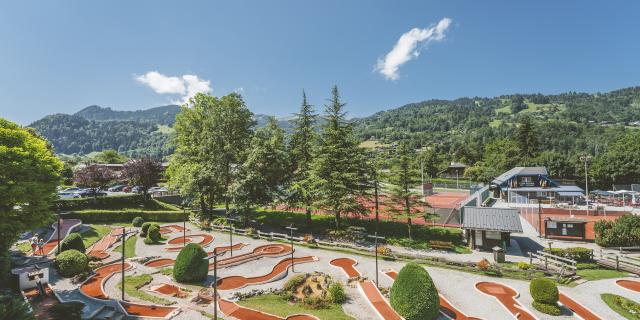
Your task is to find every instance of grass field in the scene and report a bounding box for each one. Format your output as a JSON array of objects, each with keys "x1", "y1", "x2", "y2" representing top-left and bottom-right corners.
[
  {"x1": 576, "y1": 268, "x2": 628, "y2": 281},
  {"x1": 601, "y1": 293, "x2": 640, "y2": 319},
  {"x1": 237, "y1": 294, "x2": 353, "y2": 320},
  {"x1": 113, "y1": 235, "x2": 137, "y2": 258},
  {"x1": 117, "y1": 274, "x2": 173, "y2": 305},
  {"x1": 81, "y1": 225, "x2": 112, "y2": 248}
]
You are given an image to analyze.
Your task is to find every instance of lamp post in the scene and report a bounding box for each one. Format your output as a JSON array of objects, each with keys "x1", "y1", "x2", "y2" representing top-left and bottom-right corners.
[
  {"x1": 120, "y1": 226, "x2": 137, "y2": 301},
  {"x1": 367, "y1": 232, "x2": 385, "y2": 288},
  {"x1": 206, "y1": 251, "x2": 225, "y2": 320},
  {"x1": 56, "y1": 212, "x2": 71, "y2": 255},
  {"x1": 580, "y1": 155, "x2": 592, "y2": 216},
  {"x1": 285, "y1": 225, "x2": 298, "y2": 272},
  {"x1": 226, "y1": 217, "x2": 239, "y2": 257}
]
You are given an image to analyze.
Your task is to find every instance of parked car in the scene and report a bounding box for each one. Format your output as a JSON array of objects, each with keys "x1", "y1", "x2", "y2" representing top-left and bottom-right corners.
[
  {"x1": 107, "y1": 184, "x2": 126, "y2": 192},
  {"x1": 61, "y1": 187, "x2": 81, "y2": 193},
  {"x1": 76, "y1": 189, "x2": 107, "y2": 198},
  {"x1": 122, "y1": 186, "x2": 132, "y2": 193},
  {"x1": 148, "y1": 187, "x2": 168, "y2": 193},
  {"x1": 131, "y1": 186, "x2": 142, "y2": 193},
  {"x1": 58, "y1": 191, "x2": 81, "y2": 199}
]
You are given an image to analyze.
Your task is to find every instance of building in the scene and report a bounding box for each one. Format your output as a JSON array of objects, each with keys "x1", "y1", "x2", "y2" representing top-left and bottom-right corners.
[
  {"x1": 462, "y1": 207, "x2": 523, "y2": 251},
  {"x1": 490, "y1": 167, "x2": 584, "y2": 203},
  {"x1": 440, "y1": 162, "x2": 468, "y2": 179},
  {"x1": 544, "y1": 218, "x2": 587, "y2": 241}
]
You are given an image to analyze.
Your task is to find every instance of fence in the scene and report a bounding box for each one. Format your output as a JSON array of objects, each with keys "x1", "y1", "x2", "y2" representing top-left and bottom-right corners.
[{"x1": 460, "y1": 185, "x2": 490, "y2": 220}]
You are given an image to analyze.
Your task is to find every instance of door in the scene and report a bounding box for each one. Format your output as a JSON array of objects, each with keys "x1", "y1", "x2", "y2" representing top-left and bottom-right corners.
[{"x1": 475, "y1": 230, "x2": 483, "y2": 248}]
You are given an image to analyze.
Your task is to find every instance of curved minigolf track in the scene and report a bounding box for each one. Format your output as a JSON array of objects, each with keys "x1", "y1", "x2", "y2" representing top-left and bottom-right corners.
[
  {"x1": 159, "y1": 225, "x2": 189, "y2": 234},
  {"x1": 216, "y1": 256, "x2": 318, "y2": 290},
  {"x1": 218, "y1": 298, "x2": 319, "y2": 320},
  {"x1": 475, "y1": 282, "x2": 536, "y2": 320},
  {"x1": 558, "y1": 292, "x2": 601, "y2": 320},
  {"x1": 383, "y1": 270, "x2": 482, "y2": 320},
  {"x1": 120, "y1": 301, "x2": 178, "y2": 318},
  {"x1": 80, "y1": 262, "x2": 133, "y2": 300},
  {"x1": 208, "y1": 242, "x2": 248, "y2": 256},
  {"x1": 165, "y1": 234, "x2": 214, "y2": 251},
  {"x1": 330, "y1": 258, "x2": 361, "y2": 279},
  {"x1": 616, "y1": 279, "x2": 640, "y2": 293}
]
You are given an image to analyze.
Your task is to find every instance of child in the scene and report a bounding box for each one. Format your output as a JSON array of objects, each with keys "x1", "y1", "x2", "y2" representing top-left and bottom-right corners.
[
  {"x1": 37, "y1": 238, "x2": 45, "y2": 256},
  {"x1": 30, "y1": 235, "x2": 38, "y2": 255}
]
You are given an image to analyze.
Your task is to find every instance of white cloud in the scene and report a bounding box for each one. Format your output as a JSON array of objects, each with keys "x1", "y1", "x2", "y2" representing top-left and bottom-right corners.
[
  {"x1": 135, "y1": 71, "x2": 211, "y2": 104},
  {"x1": 376, "y1": 18, "x2": 452, "y2": 80}
]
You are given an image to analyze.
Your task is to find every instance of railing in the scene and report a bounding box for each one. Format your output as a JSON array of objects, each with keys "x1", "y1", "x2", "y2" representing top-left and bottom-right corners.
[
  {"x1": 595, "y1": 250, "x2": 640, "y2": 274},
  {"x1": 529, "y1": 250, "x2": 576, "y2": 277}
]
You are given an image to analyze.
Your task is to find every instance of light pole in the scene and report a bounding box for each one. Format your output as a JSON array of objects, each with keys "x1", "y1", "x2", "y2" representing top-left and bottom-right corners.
[
  {"x1": 285, "y1": 224, "x2": 298, "y2": 272},
  {"x1": 226, "y1": 217, "x2": 239, "y2": 257},
  {"x1": 206, "y1": 251, "x2": 225, "y2": 320},
  {"x1": 367, "y1": 232, "x2": 385, "y2": 288},
  {"x1": 580, "y1": 155, "x2": 592, "y2": 216},
  {"x1": 182, "y1": 205, "x2": 187, "y2": 248},
  {"x1": 120, "y1": 226, "x2": 137, "y2": 301}
]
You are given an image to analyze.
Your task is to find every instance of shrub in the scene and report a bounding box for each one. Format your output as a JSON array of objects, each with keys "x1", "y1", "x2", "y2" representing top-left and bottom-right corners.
[
  {"x1": 60, "y1": 232, "x2": 86, "y2": 253},
  {"x1": 328, "y1": 282, "x2": 347, "y2": 304},
  {"x1": 530, "y1": 278, "x2": 559, "y2": 304},
  {"x1": 55, "y1": 249, "x2": 89, "y2": 277},
  {"x1": 595, "y1": 215, "x2": 640, "y2": 247},
  {"x1": 283, "y1": 274, "x2": 307, "y2": 292},
  {"x1": 390, "y1": 262, "x2": 439, "y2": 320},
  {"x1": 0, "y1": 290, "x2": 35, "y2": 320},
  {"x1": 476, "y1": 258, "x2": 490, "y2": 270},
  {"x1": 145, "y1": 224, "x2": 161, "y2": 243},
  {"x1": 132, "y1": 216, "x2": 144, "y2": 227},
  {"x1": 543, "y1": 247, "x2": 592, "y2": 263},
  {"x1": 517, "y1": 262, "x2": 532, "y2": 270},
  {"x1": 140, "y1": 222, "x2": 152, "y2": 237},
  {"x1": 532, "y1": 301, "x2": 562, "y2": 316},
  {"x1": 50, "y1": 301, "x2": 84, "y2": 320},
  {"x1": 303, "y1": 296, "x2": 328, "y2": 309},
  {"x1": 173, "y1": 243, "x2": 208, "y2": 283}
]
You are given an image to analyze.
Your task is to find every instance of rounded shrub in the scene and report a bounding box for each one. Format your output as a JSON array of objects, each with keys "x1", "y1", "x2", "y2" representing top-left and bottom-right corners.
[
  {"x1": 530, "y1": 278, "x2": 559, "y2": 304},
  {"x1": 60, "y1": 232, "x2": 86, "y2": 253},
  {"x1": 140, "y1": 222, "x2": 152, "y2": 237},
  {"x1": 328, "y1": 282, "x2": 347, "y2": 304},
  {"x1": 145, "y1": 224, "x2": 161, "y2": 244},
  {"x1": 173, "y1": 243, "x2": 208, "y2": 283},
  {"x1": 55, "y1": 249, "x2": 89, "y2": 277},
  {"x1": 390, "y1": 262, "x2": 439, "y2": 320},
  {"x1": 132, "y1": 216, "x2": 144, "y2": 227}
]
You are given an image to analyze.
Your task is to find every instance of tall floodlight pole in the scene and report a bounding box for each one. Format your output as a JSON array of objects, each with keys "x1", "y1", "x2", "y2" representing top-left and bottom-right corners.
[
  {"x1": 367, "y1": 232, "x2": 385, "y2": 288},
  {"x1": 226, "y1": 217, "x2": 239, "y2": 257},
  {"x1": 120, "y1": 227, "x2": 137, "y2": 300},
  {"x1": 206, "y1": 251, "x2": 224, "y2": 320},
  {"x1": 580, "y1": 155, "x2": 592, "y2": 216},
  {"x1": 183, "y1": 206, "x2": 187, "y2": 247},
  {"x1": 285, "y1": 225, "x2": 298, "y2": 272}
]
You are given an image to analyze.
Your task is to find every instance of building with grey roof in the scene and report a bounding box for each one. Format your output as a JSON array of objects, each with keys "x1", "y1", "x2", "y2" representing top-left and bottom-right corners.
[
  {"x1": 490, "y1": 166, "x2": 584, "y2": 204},
  {"x1": 462, "y1": 207, "x2": 523, "y2": 251}
]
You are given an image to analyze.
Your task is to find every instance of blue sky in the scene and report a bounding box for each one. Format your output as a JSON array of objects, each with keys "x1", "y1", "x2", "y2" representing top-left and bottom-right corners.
[{"x1": 1, "y1": 1, "x2": 639, "y2": 125}]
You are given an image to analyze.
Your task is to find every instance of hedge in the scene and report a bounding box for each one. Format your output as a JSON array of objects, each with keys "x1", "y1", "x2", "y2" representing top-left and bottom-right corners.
[
  {"x1": 140, "y1": 222, "x2": 152, "y2": 237},
  {"x1": 390, "y1": 262, "x2": 439, "y2": 320},
  {"x1": 543, "y1": 247, "x2": 592, "y2": 263},
  {"x1": 595, "y1": 215, "x2": 640, "y2": 247},
  {"x1": 64, "y1": 210, "x2": 185, "y2": 223},
  {"x1": 54, "y1": 194, "x2": 181, "y2": 211},
  {"x1": 328, "y1": 282, "x2": 347, "y2": 304},
  {"x1": 532, "y1": 301, "x2": 562, "y2": 316},
  {"x1": 55, "y1": 249, "x2": 89, "y2": 277},
  {"x1": 60, "y1": 233, "x2": 86, "y2": 253},
  {"x1": 173, "y1": 243, "x2": 208, "y2": 283},
  {"x1": 132, "y1": 216, "x2": 144, "y2": 227},
  {"x1": 145, "y1": 224, "x2": 161, "y2": 244}
]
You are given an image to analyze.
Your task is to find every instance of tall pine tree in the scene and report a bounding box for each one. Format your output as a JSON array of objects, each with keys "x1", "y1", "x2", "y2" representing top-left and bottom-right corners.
[{"x1": 517, "y1": 115, "x2": 539, "y2": 159}]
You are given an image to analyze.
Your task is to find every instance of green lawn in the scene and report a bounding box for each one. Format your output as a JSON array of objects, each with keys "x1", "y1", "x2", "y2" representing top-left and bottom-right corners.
[
  {"x1": 113, "y1": 235, "x2": 137, "y2": 258},
  {"x1": 601, "y1": 293, "x2": 640, "y2": 319},
  {"x1": 81, "y1": 225, "x2": 112, "y2": 248},
  {"x1": 237, "y1": 294, "x2": 353, "y2": 320},
  {"x1": 117, "y1": 274, "x2": 173, "y2": 305},
  {"x1": 576, "y1": 268, "x2": 628, "y2": 281},
  {"x1": 15, "y1": 241, "x2": 32, "y2": 253}
]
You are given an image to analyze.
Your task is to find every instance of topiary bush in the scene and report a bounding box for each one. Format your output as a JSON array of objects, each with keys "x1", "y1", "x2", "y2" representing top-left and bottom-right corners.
[
  {"x1": 328, "y1": 282, "x2": 347, "y2": 304},
  {"x1": 55, "y1": 249, "x2": 89, "y2": 277},
  {"x1": 530, "y1": 278, "x2": 561, "y2": 315},
  {"x1": 60, "y1": 232, "x2": 86, "y2": 253},
  {"x1": 390, "y1": 262, "x2": 439, "y2": 320},
  {"x1": 173, "y1": 243, "x2": 208, "y2": 283},
  {"x1": 140, "y1": 222, "x2": 152, "y2": 237},
  {"x1": 132, "y1": 216, "x2": 144, "y2": 227},
  {"x1": 144, "y1": 224, "x2": 161, "y2": 244}
]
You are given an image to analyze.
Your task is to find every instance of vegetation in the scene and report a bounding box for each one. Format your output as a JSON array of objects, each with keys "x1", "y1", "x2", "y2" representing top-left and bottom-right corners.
[
  {"x1": 0, "y1": 290, "x2": 36, "y2": 320},
  {"x1": 543, "y1": 247, "x2": 592, "y2": 263},
  {"x1": 238, "y1": 294, "x2": 353, "y2": 320},
  {"x1": 80, "y1": 224, "x2": 111, "y2": 248},
  {"x1": 121, "y1": 156, "x2": 163, "y2": 199},
  {"x1": 0, "y1": 117, "x2": 63, "y2": 283},
  {"x1": 173, "y1": 243, "x2": 208, "y2": 283},
  {"x1": 328, "y1": 282, "x2": 347, "y2": 304},
  {"x1": 113, "y1": 235, "x2": 137, "y2": 258},
  {"x1": 132, "y1": 216, "x2": 144, "y2": 227},
  {"x1": 73, "y1": 163, "x2": 114, "y2": 195},
  {"x1": 60, "y1": 232, "x2": 86, "y2": 253},
  {"x1": 117, "y1": 274, "x2": 172, "y2": 305},
  {"x1": 91, "y1": 149, "x2": 128, "y2": 164},
  {"x1": 55, "y1": 249, "x2": 89, "y2": 277},
  {"x1": 144, "y1": 224, "x2": 162, "y2": 244},
  {"x1": 66, "y1": 210, "x2": 184, "y2": 223},
  {"x1": 55, "y1": 194, "x2": 178, "y2": 211},
  {"x1": 576, "y1": 268, "x2": 628, "y2": 281},
  {"x1": 602, "y1": 293, "x2": 640, "y2": 319},
  {"x1": 50, "y1": 301, "x2": 84, "y2": 320},
  {"x1": 530, "y1": 278, "x2": 561, "y2": 315},
  {"x1": 595, "y1": 214, "x2": 640, "y2": 247},
  {"x1": 140, "y1": 222, "x2": 152, "y2": 237},
  {"x1": 390, "y1": 262, "x2": 439, "y2": 320}
]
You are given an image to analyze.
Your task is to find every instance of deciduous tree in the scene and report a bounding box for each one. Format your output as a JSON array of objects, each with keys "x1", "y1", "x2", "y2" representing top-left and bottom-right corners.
[{"x1": 121, "y1": 155, "x2": 163, "y2": 199}]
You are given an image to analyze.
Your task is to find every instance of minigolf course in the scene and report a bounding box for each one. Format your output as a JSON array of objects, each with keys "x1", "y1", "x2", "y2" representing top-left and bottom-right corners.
[
  {"x1": 330, "y1": 258, "x2": 403, "y2": 320},
  {"x1": 165, "y1": 233, "x2": 214, "y2": 251},
  {"x1": 87, "y1": 227, "x2": 129, "y2": 260},
  {"x1": 159, "y1": 224, "x2": 189, "y2": 234},
  {"x1": 216, "y1": 256, "x2": 318, "y2": 290},
  {"x1": 383, "y1": 270, "x2": 483, "y2": 320},
  {"x1": 31, "y1": 218, "x2": 81, "y2": 256},
  {"x1": 558, "y1": 292, "x2": 601, "y2": 320},
  {"x1": 217, "y1": 298, "x2": 320, "y2": 320},
  {"x1": 475, "y1": 282, "x2": 536, "y2": 320},
  {"x1": 616, "y1": 279, "x2": 640, "y2": 293}
]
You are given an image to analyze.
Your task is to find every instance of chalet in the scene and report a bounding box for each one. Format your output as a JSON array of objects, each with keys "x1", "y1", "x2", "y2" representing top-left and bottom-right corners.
[
  {"x1": 462, "y1": 207, "x2": 523, "y2": 251},
  {"x1": 440, "y1": 162, "x2": 468, "y2": 179},
  {"x1": 490, "y1": 167, "x2": 584, "y2": 203}
]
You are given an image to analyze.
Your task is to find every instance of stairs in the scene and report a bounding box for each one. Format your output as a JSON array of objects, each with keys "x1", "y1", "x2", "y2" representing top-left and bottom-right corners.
[{"x1": 91, "y1": 305, "x2": 127, "y2": 320}]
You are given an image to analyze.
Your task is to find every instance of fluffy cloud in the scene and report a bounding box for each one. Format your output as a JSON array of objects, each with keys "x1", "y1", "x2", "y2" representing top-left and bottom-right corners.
[
  {"x1": 376, "y1": 18, "x2": 452, "y2": 80},
  {"x1": 135, "y1": 71, "x2": 211, "y2": 104}
]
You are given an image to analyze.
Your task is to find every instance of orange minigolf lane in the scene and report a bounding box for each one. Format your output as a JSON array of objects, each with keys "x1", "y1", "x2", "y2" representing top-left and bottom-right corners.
[
  {"x1": 330, "y1": 258, "x2": 361, "y2": 278},
  {"x1": 159, "y1": 225, "x2": 189, "y2": 234},
  {"x1": 216, "y1": 256, "x2": 318, "y2": 290},
  {"x1": 80, "y1": 262, "x2": 132, "y2": 300},
  {"x1": 218, "y1": 297, "x2": 319, "y2": 320},
  {"x1": 383, "y1": 270, "x2": 483, "y2": 320},
  {"x1": 208, "y1": 242, "x2": 248, "y2": 256},
  {"x1": 617, "y1": 279, "x2": 640, "y2": 293},
  {"x1": 559, "y1": 293, "x2": 601, "y2": 320},
  {"x1": 165, "y1": 233, "x2": 214, "y2": 251},
  {"x1": 88, "y1": 228, "x2": 127, "y2": 260},
  {"x1": 475, "y1": 282, "x2": 536, "y2": 320},
  {"x1": 120, "y1": 301, "x2": 177, "y2": 318}
]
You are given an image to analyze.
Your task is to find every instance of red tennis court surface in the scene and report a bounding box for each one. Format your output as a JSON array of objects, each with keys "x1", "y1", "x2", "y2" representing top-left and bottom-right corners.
[
  {"x1": 519, "y1": 208, "x2": 626, "y2": 240},
  {"x1": 216, "y1": 256, "x2": 318, "y2": 290},
  {"x1": 475, "y1": 282, "x2": 535, "y2": 320}
]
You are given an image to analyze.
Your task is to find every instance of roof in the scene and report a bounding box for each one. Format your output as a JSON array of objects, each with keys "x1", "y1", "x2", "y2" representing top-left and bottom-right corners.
[
  {"x1": 558, "y1": 191, "x2": 584, "y2": 197},
  {"x1": 545, "y1": 218, "x2": 587, "y2": 223},
  {"x1": 462, "y1": 207, "x2": 523, "y2": 233},
  {"x1": 448, "y1": 162, "x2": 468, "y2": 169},
  {"x1": 507, "y1": 185, "x2": 583, "y2": 193},
  {"x1": 492, "y1": 167, "x2": 548, "y2": 185}
]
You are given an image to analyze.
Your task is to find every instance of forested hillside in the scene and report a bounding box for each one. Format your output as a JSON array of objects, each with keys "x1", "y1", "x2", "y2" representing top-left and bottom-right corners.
[{"x1": 75, "y1": 105, "x2": 180, "y2": 124}]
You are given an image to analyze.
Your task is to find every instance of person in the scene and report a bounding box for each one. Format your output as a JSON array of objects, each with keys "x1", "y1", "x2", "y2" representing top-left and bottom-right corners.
[
  {"x1": 37, "y1": 238, "x2": 45, "y2": 256},
  {"x1": 30, "y1": 235, "x2": 38, "y2": 255}
]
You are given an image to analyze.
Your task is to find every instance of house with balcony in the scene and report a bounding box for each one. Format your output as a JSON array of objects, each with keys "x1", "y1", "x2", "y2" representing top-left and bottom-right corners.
[{"x1": 490, "y1": 166, "x2": 584, "y2": 203}]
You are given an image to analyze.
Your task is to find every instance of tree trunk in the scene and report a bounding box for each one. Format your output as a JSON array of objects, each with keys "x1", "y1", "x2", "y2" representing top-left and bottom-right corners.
[
  {"x1": 335, "y1": 208, "x2": 341, "y2": 230},
  {"x1": 305, "y1": 207, "x2": 312, "y2": 226},
  {"x1": 407, "y1": 218, "x2": 413, "y2": 240},
  {"x1": 225, "y1": 199, "x2": 230, "y2": 216}
]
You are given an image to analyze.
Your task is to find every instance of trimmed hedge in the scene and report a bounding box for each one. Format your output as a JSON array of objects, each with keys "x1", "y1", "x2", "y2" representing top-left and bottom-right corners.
[
  {"x1": 390, "y1": 262, "x2": 439, "y2": 320},
  {"x1": 55, "y1": 249, "x2": 89, "y2": 277},
  {"x1": 173, "y1": 243, "x2": 208, "y2": 283},
  {"x1": 65, "y1": 210, "x2": 185, "y2": 223},
  {"x1": 532, "y1": 301, "x2": 562, "y2": 316},
  {"x1": 55, "y1": 194, "x2": 148, "y2": 211},
  {"x1": 140, "y1": 222, "x2": 152, "y2": 237},
  {"x1": 530, "y1": 278, "x2": 559, "y2": 304},
  {"x1": 60, "y1": 233, "x2": 86, "y2": 253},
  {"x1": 132, "y1": 216, "x2": 144, "y2": 227},
  {"x1": 145, "y1": 224, "x2": 161, "y2": 244},
  {"x1": 543, "y1": 247, "x2": 592, "y2": 263}
]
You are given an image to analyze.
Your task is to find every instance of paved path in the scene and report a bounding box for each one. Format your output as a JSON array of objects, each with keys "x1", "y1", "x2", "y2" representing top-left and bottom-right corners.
[
  {"x1": 217, "y1": 256, "x2": 318, "y2": 290},
  {"x1": 30, "y1": 219, "x2": 81, "y2": 256}
]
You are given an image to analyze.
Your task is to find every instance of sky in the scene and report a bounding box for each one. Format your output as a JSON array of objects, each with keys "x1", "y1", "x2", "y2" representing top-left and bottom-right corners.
[{"x1": 1, "y1": 1, "x2": 639, "y2": 125}]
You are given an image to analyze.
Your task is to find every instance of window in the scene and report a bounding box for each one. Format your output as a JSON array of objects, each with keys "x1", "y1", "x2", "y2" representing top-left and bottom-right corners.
[
  {"x1": 547, "y1": 221, "x2": 557, "y2": 229},
  {"x1": 566, "y1": 224, "x2": 573, "y2": 228},
  {"x1": 486, "y1": 231, "x2": 502, "y2": 240}
]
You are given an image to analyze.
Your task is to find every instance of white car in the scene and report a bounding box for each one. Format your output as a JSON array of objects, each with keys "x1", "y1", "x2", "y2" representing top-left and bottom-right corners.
[
  {"x1": 148, "y1": 187, "x2": 168, "y2": 193},
  {"x1": 61, "y1": 187, "x2": 81, "y2": 193},
  {"x1": 58, "y1": 191, "x2": 81, "y2": 199}
]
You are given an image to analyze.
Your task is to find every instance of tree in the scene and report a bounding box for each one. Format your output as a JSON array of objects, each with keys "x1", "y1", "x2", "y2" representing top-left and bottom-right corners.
[
  {"x1": 308, "y1": 86, "x2": 369, "y2": 229},
  {"x1": 121, "y1": 155, "x2": 163, "y2": 199},
  {"x1": 464, "y1": 139, "x2": 521, "y2": 182},
  {"x1": 0, "y1": 290, "x2": 36, "y2": 320},
  {"x1": 287, "y1": 92, "x2": 317, "y2": 226},
  {"x1": 233, "y1": 117, "x2": 290, "y2": 224},
  {"x1": 385, "y1": 142, "x2": 426, "y2": 240},
  {"x1": 534, "y1": 151, "x2": 573, "y2": 179},
  {"x1": 169, "y1": 93, "x2": 254, "y2": 216},
  {"x1": 73, "y1": 163, "x2": 114, "y2": 197},
  {"x1": 416, "y1": 148, "x2": 441, "y2": 180},
  {"x1": 511, "y1": 95, "x2": 527, "y2": 113},
  {"x1": 591, "y1": 131, "x2": 640, "y2": 188},
  {"x1": 92, "y1": 149, "x2": 128, "y2": 164},
  {"x1": 0, "y1": 118, "x2": 63, "y2": 283},
  {"x1": 516, "y1": 115, "x2": 539, "y2": 159},
  {"x1": 390, "y1": 262, "x2": 439, "y2": 320}
]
